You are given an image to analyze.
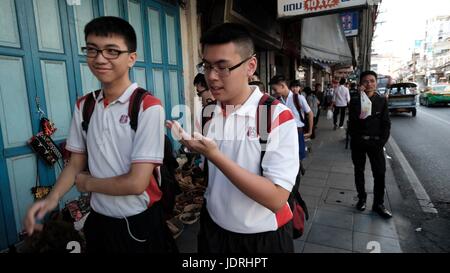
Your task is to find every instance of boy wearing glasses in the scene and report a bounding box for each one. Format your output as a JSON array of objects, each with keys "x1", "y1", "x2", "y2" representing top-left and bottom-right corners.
[
  {"x1": 194, "y1": 73, "x2": 215, "y2": 107},
  {"x1": 168, "y1": 23, "x2": 299, "y2": 253},
  {"x1": 24, "y1": 16, "x2": 175, "y2": 253}
]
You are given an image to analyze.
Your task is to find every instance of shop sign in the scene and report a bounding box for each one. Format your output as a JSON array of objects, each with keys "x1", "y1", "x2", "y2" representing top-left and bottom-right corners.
[
  {"x1": 278, "y1": 0, "x2": 367, "y2": 18},
  {"x1": 340, "y1": 11, "x2": 359, "y2": 36}
]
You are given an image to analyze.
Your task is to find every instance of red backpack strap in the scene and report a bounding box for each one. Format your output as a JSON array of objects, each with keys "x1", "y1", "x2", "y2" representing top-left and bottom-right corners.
[
  {"x1": 293, "y1": 93, "x2": 306, "y2": 124},
  {"x1": 293, "y1": 93, "x2": 302, "y2": 115},
  {"x1": 128, "y1": 87, "x2": 149, "y2": 132},
  {"x1": 256, "y1": 94, "x2": 280, "y2": 175},
  {"x1": 81, "y1": 89, "x2": 101, "y2": 132},
  {"x1": 256, "y1": 94, "x2": 279, "y2": 145}
]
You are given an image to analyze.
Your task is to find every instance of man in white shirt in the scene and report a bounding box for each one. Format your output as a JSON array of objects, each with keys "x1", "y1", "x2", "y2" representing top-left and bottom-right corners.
[
  {"x1": 168, "y1": 23, "x2": 299, "y2": 253},
  {"x1": 332, "y1": 78, "x2": 351, "y2": 130}
]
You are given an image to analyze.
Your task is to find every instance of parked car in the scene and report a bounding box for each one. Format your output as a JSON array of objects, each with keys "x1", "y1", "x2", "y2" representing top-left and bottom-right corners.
[
  {"x1": 419, "y1": 84, "x2": 450, "y2": 107},
  {"x1": 386, "y1": 82, "x2": 417, "y2": 117}
]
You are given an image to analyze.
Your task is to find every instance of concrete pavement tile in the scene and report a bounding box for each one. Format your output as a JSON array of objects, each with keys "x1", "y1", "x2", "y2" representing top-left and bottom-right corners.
[
  {"x1": 353, "y1": 214, "x2": 398, "y2": 239},
  {"x1": 306, "y1": 224, "x2": 353, "y2": 251},
  {"x1": 313, "y1": 209, "x2": 354, "y2": 230},
  {"x1": 330, "y1": 166, "x2": 354, "y2": 175},
  {"x1": 332, "y1": 162, "x2": 355, "y2": 169},
  {"x1": 353, "y1": 232, "x2": 402, "y2": 253},
  {"x1": 307, "y1": 164, "x2": 332, "y2": 172},
  {"x1": 308, "y1": 159, "x2": 335, "y2": 167},
  {"x1": 324, "y1": 188, "x2": 358, "y2": 208},
  {"x1": 302, "y1": 195, "x2": 321, "y2": 210},
  {"x1": 303, "y1": 242, "x2": 352, "y2": 253},
  {"x1": 299, "y1": 185, "x2": 324, "y2": 197},
  {"x1": 301, "y1": 177, "x2": 327, "y2": 187},
  {"x1": 304, "y1": 170, "x2": 329, "y2": 180},
  {"x1": 327, "y1": 173, "x2": 354, "y2": 186}
]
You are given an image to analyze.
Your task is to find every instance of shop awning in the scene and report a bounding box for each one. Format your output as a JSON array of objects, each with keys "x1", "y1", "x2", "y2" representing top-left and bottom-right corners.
[{"x1": 301, "y1": 14, "x2": 353, "y2": 64}]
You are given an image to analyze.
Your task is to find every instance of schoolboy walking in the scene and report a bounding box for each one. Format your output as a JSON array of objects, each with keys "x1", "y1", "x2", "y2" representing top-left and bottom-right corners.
[{"x1": 24, "y1": 16, "x2": 175, "y2": 253}]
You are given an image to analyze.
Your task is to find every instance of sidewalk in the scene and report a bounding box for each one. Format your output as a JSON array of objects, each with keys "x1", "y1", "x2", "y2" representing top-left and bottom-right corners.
[
  {"x1": 175, "y1": 112, "x2": 404, "y2": 253},
  {"x1": 295, "y1": 111, "x2": 402, "y2": 253}
]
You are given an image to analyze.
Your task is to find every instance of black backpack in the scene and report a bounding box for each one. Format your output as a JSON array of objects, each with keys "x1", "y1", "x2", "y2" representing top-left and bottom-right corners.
[
  {"x1": 80, "y1": 88, "x2": 181, "y2": 216},
  {"x1": 202, "y1": 94, "x2": 309, "y2": 238}
]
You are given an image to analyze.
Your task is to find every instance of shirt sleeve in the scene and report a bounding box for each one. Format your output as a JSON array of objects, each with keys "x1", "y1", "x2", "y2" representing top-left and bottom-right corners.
[
  {"x1": 299, "y1": 94, "x2": 312, "y2": 113},
  {"x1": 65, "y1": 102, "x2": 86, "y2": 154},
  {"x1": 261, "y1": 104, "x2": 300, "y2": 191},
  {"x1": 131, "y1": 103, "x2": 165, "y2": 164}
]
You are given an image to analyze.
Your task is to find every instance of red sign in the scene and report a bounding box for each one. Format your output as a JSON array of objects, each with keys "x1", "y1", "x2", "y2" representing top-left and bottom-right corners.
[{"x1": 304, "y1": 0, "x2": 339, "y2": 11}]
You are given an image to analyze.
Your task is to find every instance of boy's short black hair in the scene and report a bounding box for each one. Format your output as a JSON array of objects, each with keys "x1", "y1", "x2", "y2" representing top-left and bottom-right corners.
[
  {"x1": 200, "y1": 23, "x2": 254, "y2": 59},
  {"x1": 84, "y1": 16, "x2": 137, "y2": 53},
  {"x1": 193, "y1": 73, "x2": 208, "y2": 89},
  {"x1": 339, "y1": 78, "x2": 346, "y2": 85},
  {"x1": 290, "y1": 80, "x2": 301, "y2": 88},
  {"x1": 360, "y1": 70, "x2": 378, "y2": 82},
  {"x1": 303, "y1": 86, "x2": 312, "y2": 95},
  {"x1": 269, "y1": 75, "x2": 287, "y2": 85}
]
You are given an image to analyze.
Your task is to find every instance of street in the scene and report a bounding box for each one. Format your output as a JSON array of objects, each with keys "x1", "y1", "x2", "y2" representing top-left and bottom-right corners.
[{"x1": 389, "y1": 104, "x2": 450, "y2": 217}]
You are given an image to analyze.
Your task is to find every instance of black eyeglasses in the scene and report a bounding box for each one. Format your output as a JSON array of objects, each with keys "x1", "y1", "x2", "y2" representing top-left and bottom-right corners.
[
  {"x1": 196, "y1": 54, "x2": 255, "y2": 78},
  {"x1": 196, "y1": 89, "x2": 208, "y2": 97},
  {"x1": 81, "y1": 46, "x2": 132, "y2": 60}
]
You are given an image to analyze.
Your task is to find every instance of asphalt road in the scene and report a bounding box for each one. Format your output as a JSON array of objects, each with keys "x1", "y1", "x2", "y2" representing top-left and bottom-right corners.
[{"x1": 389, "y1": 104, "x2": 450, "y2": 218}]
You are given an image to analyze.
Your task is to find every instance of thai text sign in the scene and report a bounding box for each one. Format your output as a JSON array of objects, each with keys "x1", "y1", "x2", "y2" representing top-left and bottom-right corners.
[{"x1": 278, "y1": 0, "x2": 367, "y2": 18}]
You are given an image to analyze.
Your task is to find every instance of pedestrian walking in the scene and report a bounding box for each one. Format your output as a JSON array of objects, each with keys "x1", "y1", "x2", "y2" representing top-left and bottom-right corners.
[
  {"x1": 348, "y1": 70, "x2": 392, "y2": 218},
  {"x1": 332, "y1": 78, "x2": 350, "y2": 130}
]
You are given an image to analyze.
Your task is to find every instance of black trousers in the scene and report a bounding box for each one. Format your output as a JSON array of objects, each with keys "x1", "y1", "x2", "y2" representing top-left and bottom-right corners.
[
  {"x1": 333, "y1": 106, "x2": 347, "y2": 127},
  {"x1": 84, "y1": 202, "x2": 178, "y2": 253},
  {"x1": 197, "y1": 203, "x2": 294, "y2": 253},
  {"x1": 351, "y1": 139, "x2": 386, "y2": 205}
]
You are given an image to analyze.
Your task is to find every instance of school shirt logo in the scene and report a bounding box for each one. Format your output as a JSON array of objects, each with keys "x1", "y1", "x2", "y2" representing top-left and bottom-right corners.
[
  {"x1": 247, "y1": 126, "x2": 258, "y2": 138},
  {"x1": 119, "y1": 114, "x2": 129, "y2": 124}
]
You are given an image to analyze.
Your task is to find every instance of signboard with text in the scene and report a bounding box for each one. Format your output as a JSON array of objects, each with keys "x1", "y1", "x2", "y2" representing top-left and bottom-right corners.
[
  {"x1": 340, "y1": 11, "x2": 359, "y2": 36},
  {"x1": 278, "y1": 0, "x2": 368, "y2": 18}
]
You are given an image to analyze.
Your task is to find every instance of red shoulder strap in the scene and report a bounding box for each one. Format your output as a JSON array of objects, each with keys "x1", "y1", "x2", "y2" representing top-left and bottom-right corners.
[
  {"x1": 128, "y1": 88, "x2": 149, "y2": 132},
  {"x1": 81, "y1": 89, "x2": 101, "y2": 132}
]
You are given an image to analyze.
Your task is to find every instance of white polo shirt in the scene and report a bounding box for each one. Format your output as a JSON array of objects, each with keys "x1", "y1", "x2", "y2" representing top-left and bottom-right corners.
[
  {"x1": 279, "y1": 91, "x2": 311, "y2": 128},
  {"x1": 66, "y1": 83, "x2": 165, "y2": 218},
  {"x1": 333, "y1": 85, "x2": 350, "y2": 107},
  {"x1": 204, "y1": 86, "x2": 299, "y2": 233}
]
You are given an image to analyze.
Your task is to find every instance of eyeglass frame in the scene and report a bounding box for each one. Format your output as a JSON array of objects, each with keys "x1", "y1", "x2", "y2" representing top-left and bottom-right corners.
[
  {"x1": 81, "y1": 46, "x2": 133, "y2": 60},
  {"x1": 196, "y1": 88, "x2": 209, "y2": 97},
  {"x1": 196, "y1": 54, "x2": 256, "y2": 77}
]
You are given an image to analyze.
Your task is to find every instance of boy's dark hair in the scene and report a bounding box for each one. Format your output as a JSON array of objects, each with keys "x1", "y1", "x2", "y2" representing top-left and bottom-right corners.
[
  {"x1": 303, "y1": 86, "x2": 312, "y2": 95},
  {"x1": 269, "y1": 75, "x2": 287, "y2": 86},
  {"x1": 200, "y1": 23, "x2": 254, "y2": 59},
  {"x1": 339, "y1": 78, "x2": 346, "y2": 85},
  {"x1": 290, "y1": 80, "x2": 301, "y2": 88},
  {"x1": 360, "y1": 70, "x2": 378, "y2": 82},
  {"x1": 193, "y1": 73, "x2": 208, "y2": 89},
  {"x1": 84, "y1": 16, "x2": 137, "y2": 53}
]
